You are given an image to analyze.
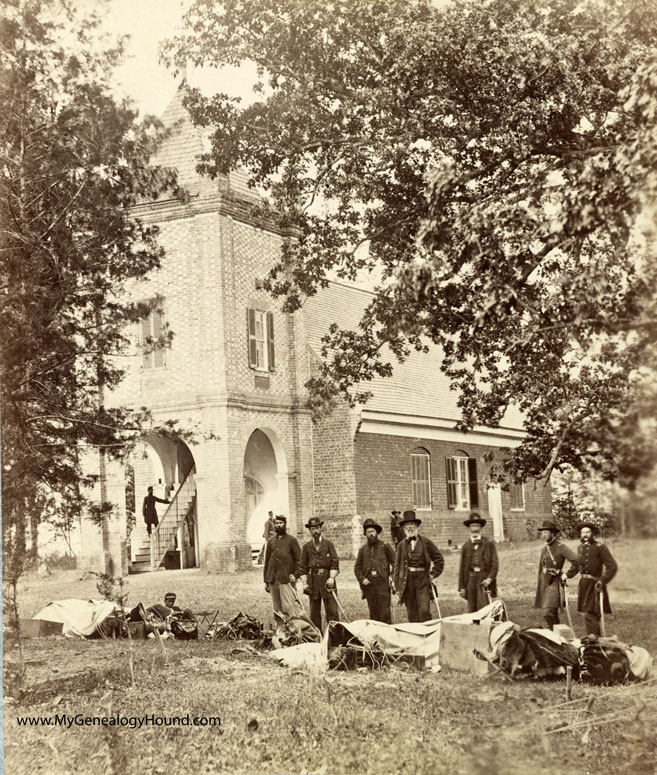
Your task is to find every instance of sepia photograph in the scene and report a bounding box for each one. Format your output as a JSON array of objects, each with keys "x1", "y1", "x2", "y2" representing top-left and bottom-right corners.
[{"x1": 2, "y1": 0, "x2": 656, "y2": 773}]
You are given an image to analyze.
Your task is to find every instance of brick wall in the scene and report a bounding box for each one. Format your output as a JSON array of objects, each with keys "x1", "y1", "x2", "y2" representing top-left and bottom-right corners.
[
  {"x1": 353, "y1": 432, "x2": 552, "y2": 546},
  {"x1": 99, "y1": 189, "x2": 316, "y2": 574}
]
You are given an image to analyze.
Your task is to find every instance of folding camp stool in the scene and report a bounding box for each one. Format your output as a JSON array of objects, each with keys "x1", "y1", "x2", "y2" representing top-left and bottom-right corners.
[{"x1": 193, "y1": 609, "x2": 220, "y2": 637}]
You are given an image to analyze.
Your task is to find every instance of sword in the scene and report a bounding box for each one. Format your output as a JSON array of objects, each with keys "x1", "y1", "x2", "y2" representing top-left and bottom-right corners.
[
  {"x1": 599, "y1": 588, "x2": 606, "y2": 637},
  {"x1": 291, "y1": 582, "x2": 308, "y2": 616},
  {"x1": 430, "y1": 581, "x2": 442, "y2": 620},
  {"x1": 330, "y1": 587, "x2": 349, "y2": 622},
  {"x1": 561, "y1": 578, "x2": 575, "y2": 635}
]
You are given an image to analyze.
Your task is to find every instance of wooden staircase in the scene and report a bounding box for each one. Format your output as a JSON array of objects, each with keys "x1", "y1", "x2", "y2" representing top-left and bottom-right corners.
[{"x1": 128, "y1": 471, "x2": 196, "y2": 574}]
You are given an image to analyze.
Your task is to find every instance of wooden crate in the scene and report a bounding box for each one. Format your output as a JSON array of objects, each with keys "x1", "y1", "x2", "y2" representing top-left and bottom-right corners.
[{"x1": 439, "y1": 620, "x2": 495, "y2": 675}]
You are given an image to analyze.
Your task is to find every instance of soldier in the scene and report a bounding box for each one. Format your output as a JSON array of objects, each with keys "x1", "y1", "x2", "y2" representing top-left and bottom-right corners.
[
  {"x1": 458, "y1": 513, "x2": 499, "y2": 613},
  {"x1": 142, "y1": 485, "x2": 170, "y2": 537},
  {"x1": 298, "y1": 517, "x2": 339, "y2": 632},
  {"x1": 263, "y1": 515, "x2": 301, "y2": 616},
  {"x1": 566, "y1": 521, "x2": 618, "y2": 636},
  {"x1": 390, "y1": 509, "x2": 403, "y2": 547},
  {"x1": 534, "y1": 520, "x2": 579, "y2": 630},
  {"x1": 354, "y1": 518, "x2": 396, "y2": 623},
  {"x1": 394, "y1": 510, "x2": 444, "y2": 622}
]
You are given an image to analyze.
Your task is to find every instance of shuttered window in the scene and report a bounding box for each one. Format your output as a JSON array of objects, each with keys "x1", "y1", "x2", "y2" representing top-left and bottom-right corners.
[
  {"x1": 247, "y1": 309, "x2": 275, "y2": 371},
  {"x1": 446, "y1": 455, "x2": 478, "y2": 509},
  {"x1": 141, "y1": 309, "x2": 165, "y2": 369},
  {"x1": 411, "y1": 450, "x2": 431, "y2": 509},
  {"x1": 510, "y1": 481, "x2": 525, "y2": 510}
]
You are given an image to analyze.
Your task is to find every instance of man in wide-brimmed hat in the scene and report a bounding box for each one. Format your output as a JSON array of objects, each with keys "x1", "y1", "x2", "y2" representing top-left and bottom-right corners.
[
  {"x1": 298, "y1": 516, "x2": 339, "y2": 631},
  {"x1": 264, "y1": 515, "x2": 301, "y2": 616},
  {"x1": 534, "y1": 520, "x2": 580, "y2": 630},
  {"x1": 390, "y1": 509, "x2": 403, "y2": 547},
  {"x1": 458, "y1": 513, "x2": 499, "y2": 613},
  {"x1": 393, "y1": 510, "x2": 444, "y2": 622},
  {"x1": 565, "y1": 521, "x2": 618, "y2": 636},
  {"x1": 354, "y1": 519, "x2": 396, "y2": 623}
]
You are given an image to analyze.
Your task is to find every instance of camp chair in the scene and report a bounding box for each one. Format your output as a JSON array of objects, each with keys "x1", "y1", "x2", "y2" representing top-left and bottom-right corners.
[{"x1": 193, "y1": 608, "x2": 221, "y2": 637}]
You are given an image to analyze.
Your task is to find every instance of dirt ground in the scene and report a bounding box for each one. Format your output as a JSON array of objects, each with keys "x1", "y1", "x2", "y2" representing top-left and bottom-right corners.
[{"x1": 4, "y1": 538, "x2": 657, "y2": 775}]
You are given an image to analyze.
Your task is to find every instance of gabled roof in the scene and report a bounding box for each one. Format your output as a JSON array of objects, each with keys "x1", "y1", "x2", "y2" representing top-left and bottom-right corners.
[{"x1": 303, "y1": 281, "x2": 525, "y2": 431}]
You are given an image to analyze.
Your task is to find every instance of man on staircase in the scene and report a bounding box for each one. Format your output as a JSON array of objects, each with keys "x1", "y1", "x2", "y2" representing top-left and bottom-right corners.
[{"x1": 142, "y1": 485, "x2": 170, "y2": 537}]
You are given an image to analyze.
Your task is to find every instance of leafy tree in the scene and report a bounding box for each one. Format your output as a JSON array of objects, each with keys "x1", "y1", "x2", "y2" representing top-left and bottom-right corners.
[
  {"x1": 165, "y1": 0, "x2": 657, "y2": 485},
  {"x1": 1, "y1": 0, "x2": 180, "y2": 585}
]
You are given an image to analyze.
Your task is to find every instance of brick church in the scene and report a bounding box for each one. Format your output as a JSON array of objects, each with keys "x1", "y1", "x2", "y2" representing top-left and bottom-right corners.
[{"x1": 80, "y1": 84, "x2": 553, "y2": 575}]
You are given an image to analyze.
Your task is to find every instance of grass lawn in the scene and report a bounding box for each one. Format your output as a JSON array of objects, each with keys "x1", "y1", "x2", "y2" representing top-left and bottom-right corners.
[{"x1": 4, "y1": 538, "x2": 657, "y2": 775}]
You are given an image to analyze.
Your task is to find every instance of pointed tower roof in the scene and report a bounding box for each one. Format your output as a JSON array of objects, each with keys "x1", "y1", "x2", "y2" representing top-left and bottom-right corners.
[
  {"x1": 153, "y1": 81, "x2": 216, "y2": 197},
  {"x1": 153, "y1": 81, "x2": 259, "y2": 203}
]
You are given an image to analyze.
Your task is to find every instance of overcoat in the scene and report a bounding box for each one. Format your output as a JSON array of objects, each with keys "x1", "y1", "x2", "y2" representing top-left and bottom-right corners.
[
  {"x1": 567, "y1": 540, "x2": 617, "y2": 614},
  {"x1": 298, "y1": 537, "x2": 339, "y2": 599},
  {"x1": 394, "y1": 536, "x2": 444, "y2": 599},
  {"x1": 458, "y1": 537, "x2": 499, "y2": 596},
  {"x1": 534, "y1": 538, "x2": 579, "y2": 609},
  {"x1": 263, "y1": 533, "x2": 301, "y2": 585},
  {"x1": 354, "y1": 540, "x2": 396, "y2": 597}
]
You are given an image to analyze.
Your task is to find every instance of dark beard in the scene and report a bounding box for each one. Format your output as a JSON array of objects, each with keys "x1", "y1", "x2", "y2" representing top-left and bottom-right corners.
[
  {"x1": 274, "y1": 526, "x2": 286, "y2": 536},
  {"x1": 367, "y1": 535, "x2": 377, "y2": 545}
]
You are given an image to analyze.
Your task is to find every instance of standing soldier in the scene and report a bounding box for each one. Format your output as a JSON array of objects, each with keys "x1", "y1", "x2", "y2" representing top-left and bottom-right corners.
[
  {"x1": 354, "y1": 519, "x2": 396, "y2": 623},
  {"x1": 142, "y1": 486, "x2": 170, "y2": 537},
  {"x1": 264, "y1": 515, "x2": 301, "y2": 616},
  {"x1": 394, "y1": 510, "x2": 444, "y2": 622},
  {"x1": 534, "y1": 520, "x2": 579, "y2": 630},
  {"x1": 566, "y1": 521, "x2": 618, "y2": 636},
  {"x1": 458, "y1": 513, "x2": 499, "y2": 613},
  {"x1": 298, "y1": 517, "x2": 339, "y2": 632},
  {"x1": 257, "y1": 510, "x2": 275, "y2": 564},
  {"x1": 390, "y1": 509, "x2": 403, "y2": 548}
]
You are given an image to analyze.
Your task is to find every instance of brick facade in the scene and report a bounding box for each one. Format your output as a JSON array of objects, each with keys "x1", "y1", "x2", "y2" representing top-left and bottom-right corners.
[
  {"x1": 353, "y1": 432, "x2": 552, "y2": 546},
  {"x1": 80, "y1": 86, "x2": 552, "y2": 575}
]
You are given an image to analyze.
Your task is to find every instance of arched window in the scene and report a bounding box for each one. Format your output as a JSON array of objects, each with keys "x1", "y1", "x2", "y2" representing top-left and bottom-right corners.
[
  {"x1": 411, "y1": 448, "x2": 431, "y2": 509},
  {"x1": 445, "y1": 450, "x2": 479, "y2": 510}
]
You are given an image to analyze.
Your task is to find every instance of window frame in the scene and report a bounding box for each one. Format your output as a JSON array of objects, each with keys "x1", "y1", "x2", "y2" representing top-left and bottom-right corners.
[
  {"x1": 411, "y1": 449, "x2": 432, "y2": 510},
  {"x1": 247, "y1": 308, "x2": 275, "y2": 372},
  {"x1": 446, "y1": 454, "x2": 478, "y2": 510},
  {"x1": 510, "y1": 481, "x2": 525, "y2": 511},
  {"x1": 140, "y1": 308, "x2": 166, "y2": 370}
]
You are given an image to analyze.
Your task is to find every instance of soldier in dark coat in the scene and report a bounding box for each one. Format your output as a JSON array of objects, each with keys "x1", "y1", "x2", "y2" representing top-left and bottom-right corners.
[
  {"x1": 298, "y1": 517, "x2": 339, "y2": 632},
  {"x1": 394, "y1": 510, "x2": 444, "y2": 622},
  {"x1": 354, "y1": 519, "x2": 396, "y2": 623},
  {"x1": 534, "y1": 520, "x2": 579, "y2": 629},
  {"x1": 142, "y1": 486, "x2": 170, "y2": 536},
  {"x1": 390, "y1": 509, "x2": 403, "y2": 547},
  {"x1": 458, "y1": 513, "x2": 499, "y2": 613},
  {"x1": 566, "y1": 521, "x2": 618, "y2": 636},
  {"x1": 264, "y1": 515, "x2": 301, "y2": 616}
]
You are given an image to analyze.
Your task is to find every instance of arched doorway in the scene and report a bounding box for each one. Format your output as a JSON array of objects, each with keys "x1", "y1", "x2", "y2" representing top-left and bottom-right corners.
[
  {"x1": 243, "y1": 428, "x2": 289, "y2": 557},
  {"x1": 128, "y1": 435, "x2": 198, "y2": 572}
]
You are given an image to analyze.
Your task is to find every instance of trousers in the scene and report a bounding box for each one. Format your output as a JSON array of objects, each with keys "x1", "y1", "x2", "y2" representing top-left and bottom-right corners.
[
  {"x1": 584, "y1": 612, "x2": 601, "y2": 636},
  {"x1": 543, "y1": 607, "x2": 560, "y2": 629},
  {"x1": 270, "y1": 583, "x2": 299, "y2": 616},
  {"x1": 363, "y1": 577, "x2": 392, "y2": 624},
  {"x1": 309, "y1": 593, "x2": 339, "y2": 632},
  {"x1": 402, "y1": 571, "x2": 432, "y2": 622}
]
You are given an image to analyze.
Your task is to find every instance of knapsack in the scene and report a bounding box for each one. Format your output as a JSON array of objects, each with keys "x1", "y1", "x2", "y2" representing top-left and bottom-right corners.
[{"x1": 579, "y1": 636, "x2": 630, "y2": 685}]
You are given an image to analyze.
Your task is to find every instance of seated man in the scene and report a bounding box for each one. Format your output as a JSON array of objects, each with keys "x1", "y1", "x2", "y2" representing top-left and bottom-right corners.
[{"x1": 147, "y1": 592, "x2": 194, "y2": 622}]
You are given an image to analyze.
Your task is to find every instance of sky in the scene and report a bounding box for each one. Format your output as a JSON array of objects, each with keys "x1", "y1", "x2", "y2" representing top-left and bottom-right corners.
[{"x1": 101, "y1": 0, "x2": 257, "y2": 117}]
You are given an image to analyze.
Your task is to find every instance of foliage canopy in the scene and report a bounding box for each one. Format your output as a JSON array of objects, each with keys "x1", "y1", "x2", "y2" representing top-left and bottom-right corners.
[
  {"x1": 166, "y1": 0, "x2": 657, "y2": 485},
  {"x1": 1, "y1": 0, "x2": 178, "y2": 573}
]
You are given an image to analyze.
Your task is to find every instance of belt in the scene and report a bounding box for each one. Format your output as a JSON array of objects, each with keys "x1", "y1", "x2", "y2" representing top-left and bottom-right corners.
[
  {"x1": 310, "y1": 568, "x2": 328, "y2": 574},
  {"x1": 542, "y1": 568, "x2": 558, "y2": 575},
  {"x1": 408, "y1": 567, "x2": 427, "y2": 573},
  {"x1": 581, "y1": 573, "x2": 597, "y2": 580},
  {"x1": 469, "y1": 567, "x2": 482, "y2": 573}
]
